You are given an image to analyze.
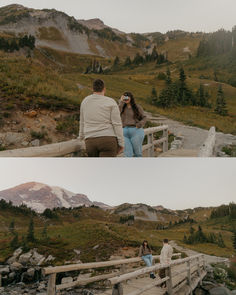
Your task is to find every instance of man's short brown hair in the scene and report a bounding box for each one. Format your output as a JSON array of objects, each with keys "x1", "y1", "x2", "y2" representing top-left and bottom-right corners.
[
  {"x1": 163, "y1": 239, "x2": 168, "y2": 243},
  {"x1": 93, "y1": 79, "x2": 105, "y2": 92}
]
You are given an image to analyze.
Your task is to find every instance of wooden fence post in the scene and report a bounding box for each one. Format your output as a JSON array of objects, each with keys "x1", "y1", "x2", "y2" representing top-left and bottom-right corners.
[
  {"x1": 0, "y1": 274, "x2": 2, "y2": 287},
  {"x1": 47, "y1": 273, "x2": 56, "y2": 295},
  {"x1": 165, "y1": 266, "x2": 173, "y2": 295},
  {"x1": 163, "y1": 128, "x2": 168, "y2": 152},
  {"x1": 112, "y1": 283, "x2": 123, "y2": 295},
  {"x1": 187, "y1": 261, "x2": 192, "y2": 295},
  {"x1": 147, "y1": 134, "x2": 154, "y2": 157}
]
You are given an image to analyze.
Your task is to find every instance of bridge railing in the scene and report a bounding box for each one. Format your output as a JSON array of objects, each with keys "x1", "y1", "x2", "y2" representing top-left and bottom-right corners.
[
  {"x1": 42, "y1": 253, "x2": 181, "y2": 295},
  {"x1": 0, "y1": 125, "x2": 168, "y2": 157},
  {"x1": 198, "y1": 126, "x2": 216, "y2": 157}
]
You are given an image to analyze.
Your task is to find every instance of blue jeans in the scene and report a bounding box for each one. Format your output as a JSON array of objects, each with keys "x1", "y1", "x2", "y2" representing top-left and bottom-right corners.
[
  {"x1": 123, "y1": 127, "x2": 145, "y2": 157},
  {"x1": 142, "y1": 254, "x2": 154, "y2": 275}
]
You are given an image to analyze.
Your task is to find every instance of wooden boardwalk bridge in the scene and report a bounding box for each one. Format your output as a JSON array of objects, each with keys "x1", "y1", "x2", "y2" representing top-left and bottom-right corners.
[
  {"x1": 0, "y1": 125, "x2": 216, "y2": 157},
  {"x1": 43, "y1": 253, "x2": 207, "y2": 295}
]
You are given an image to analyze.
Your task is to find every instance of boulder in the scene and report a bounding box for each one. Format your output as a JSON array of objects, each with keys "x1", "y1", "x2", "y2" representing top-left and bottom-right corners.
[
  {"x1": 0, "y1": 266, "x2": 10, "y2": 275},
  {"x1": 10, "y1": 262, "x2": 23, "y2": 271},
  {"x1": 61, "y1": 277, "x2": 73, "y2": 284},
  {"x1": 19, "y1": 252, "x2": 33, "y2": 265},
  {"x1": 209, "y1": 287, "x2": 234, "y2": 295},
  {"x1": 27, "y1": 268, "x2": 35, "y2": 277},
  {"x1": 3, "y1": 132, "x2": 27, "y2": 146},
  {"x1": 31, "y1": 139, "x2": 40, "y2": 147},
  {"x1": 30, "y1": 250, "x2": 45, "y2": 266}
]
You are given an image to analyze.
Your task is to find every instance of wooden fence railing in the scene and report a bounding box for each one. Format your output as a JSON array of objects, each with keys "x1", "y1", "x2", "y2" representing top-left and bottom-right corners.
[
  {"x1": 0, "y1": 125, "x2": 168, "y2": 157},
  {"x1": 42, "y1": 253, "x2": 181, "y2": 295},
  {"x1": 198, "y1": 126, "x2": 216, "y2": 157}
]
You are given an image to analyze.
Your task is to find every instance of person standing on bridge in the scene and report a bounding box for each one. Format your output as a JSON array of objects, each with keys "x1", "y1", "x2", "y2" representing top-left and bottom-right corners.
[
  {"x1": 79, "y1": 79, "x2": 124, "y2": 157},
  {"x1": 119, "y1": 92, "x2": 147, "y2": 157},
  {"x1": 159, "y1": 239, "x2": 173, "y2": 288},
  {"x1": 139, "y1": 240, "x2": 156, "y2": 279}
]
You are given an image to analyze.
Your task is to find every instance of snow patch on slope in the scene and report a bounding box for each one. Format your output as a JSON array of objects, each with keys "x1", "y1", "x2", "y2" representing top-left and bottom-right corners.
[
  {"x1": 29, "y1": 183, "x2": 46, "y2": 191},
  {"x1": 50, "y1": 186, "x2": 71, "y2": 208}
]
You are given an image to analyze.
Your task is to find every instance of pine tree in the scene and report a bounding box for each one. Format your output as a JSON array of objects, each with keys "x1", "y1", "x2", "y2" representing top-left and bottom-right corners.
[
  {"x1": 42, "y1": 224, "x2": 48, "y2": 239},
  {"x1": 166, "y1": 68, "x2": 172, "y2": 85},
  {"x1": 9, "y1": 220, "x2": 15, "y2": 234},
  {"x1": 215, "y1": 85, "x2": 228, "y2": 116},
  {"x1": 217, "y1": 233, "x2": 225, "y2": 248},
  {"x1": 232, "y1": 230, "x2": 236, "y2": 251},
  {"x1": 124, "y1": 56, "x2": 131, "y2": 66},
  {"x1": 178, "y1": 67, "x2": 187, "y2": 105},
  {"x1": 113, "y1": 56, "x2": 120, "y2": 66},
  {"x1": 27, "y1": 218, "x2": 35, "y2": 242},
  {"x1": 10, "y1": 233, "x2": 19, "y2": 249},
  {"x1": 151, "y1": 46, "x2": 158, "y2": 61}
]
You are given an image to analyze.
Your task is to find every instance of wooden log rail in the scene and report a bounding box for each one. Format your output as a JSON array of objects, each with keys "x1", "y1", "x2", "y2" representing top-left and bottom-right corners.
[
  {"x1": 0, "y1": 125, "x2": 168, "y2": 157},
  {"x1": 42, "y1": 253, "x2": 181, "y2": 294},
  {"x1": 107, "y1": 254, "x2": 206, "y2": 295},
  {"x1": 198, "y1": 126, "x2": 216, "y2": 157}
]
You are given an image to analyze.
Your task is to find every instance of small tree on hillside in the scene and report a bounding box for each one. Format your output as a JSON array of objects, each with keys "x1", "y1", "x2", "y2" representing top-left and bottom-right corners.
[
  {"x1": 10, "y1": 232, "x2": 19, "y2": 249},
  {"x1": 9, "y1": 220, "x2": 15, "y2": 234},
  {"x1": 27, "y1": 218, "x2": 35, "y2": 243},
  {"x1": 232, "y1": 230, "x2": 236, "y2": 251},
  {"x1": 113, "y1": 56, "x2": 120, "y2": 67},
  {"x1": 215, "y1": 85, "x2": 228, "y2": 116},
  {"x1": 124, "y1": 56, "x2": 131, "y2": 66},
  {"x1": 217, "y1": 232, "x2": 226, "y2": 248},
  {"x1": 166, "y1": 68, "x2": 172, "y2": 85}
]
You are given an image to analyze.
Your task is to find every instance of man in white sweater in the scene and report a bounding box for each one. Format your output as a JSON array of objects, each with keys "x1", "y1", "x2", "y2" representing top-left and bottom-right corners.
[
  {"x1": 159, "y1": 239, "x2": 173, "y2": 288},
  {"x1": 79, "y1": 79, "x2": 124, "y2": 157}
]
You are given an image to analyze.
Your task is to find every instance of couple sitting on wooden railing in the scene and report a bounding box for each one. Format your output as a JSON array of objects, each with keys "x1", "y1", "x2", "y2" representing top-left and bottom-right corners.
[
  {"x1": 139, "y1": 239, "x2": 173, "y2": 287},
  {"x1": 79, "y1": 79, "x2": 147, "y2": 157}
]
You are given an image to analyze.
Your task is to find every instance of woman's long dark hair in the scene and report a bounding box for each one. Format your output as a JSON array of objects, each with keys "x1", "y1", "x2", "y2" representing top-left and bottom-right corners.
[
  {"x1": 121, "y1": 92, "x2": 143, "y2": 121},
  {"x1": 142, "y1": 240, "x2": 151, "y2": 250}
]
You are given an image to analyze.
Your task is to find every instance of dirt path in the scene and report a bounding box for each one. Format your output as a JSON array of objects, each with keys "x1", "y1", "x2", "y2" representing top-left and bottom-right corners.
[
  {"x1": 146, "y1": 112, "x2": 236, "y2": 154},
  {"x1": 170, "y1": 241, "x2": 229, "y2": 266}
]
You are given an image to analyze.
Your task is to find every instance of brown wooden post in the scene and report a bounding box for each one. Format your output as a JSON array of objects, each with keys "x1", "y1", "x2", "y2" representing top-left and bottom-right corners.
[
  {"x1": 163, "y1": 128, "x2": 168, "y2": 152},
  {"x1": 47, "y1": 273, "x2": 56, "y2": 295},
  {"x1": 165, "y1": 266, "x2": 173, "y2": 295},
  {"x1": 0, "y1": 274, "x2": 2, "y2": 287},
  {"x1": 187, "y1": 260, "x2": 192, "y2": 295}
]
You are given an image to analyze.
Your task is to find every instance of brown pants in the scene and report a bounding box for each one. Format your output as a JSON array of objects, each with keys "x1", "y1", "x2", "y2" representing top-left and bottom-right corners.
[
  {"x1": 85, "y1": 136, "x2": 119, "y2": 157},
  {"x1": 159, "y1": 268, "x2": 167, "y2": 287}
]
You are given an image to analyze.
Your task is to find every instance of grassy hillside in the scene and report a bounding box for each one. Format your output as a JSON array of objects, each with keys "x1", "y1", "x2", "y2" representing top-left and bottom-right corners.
[
  {"x1": 0, "y1": 29, "x2": 236, "y2": 139},
  {"x1": 0, "y1": 204, "x2": 235, "y2": 265}
]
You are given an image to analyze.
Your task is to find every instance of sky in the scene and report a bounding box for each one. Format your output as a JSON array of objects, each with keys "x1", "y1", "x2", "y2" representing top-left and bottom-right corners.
[
  {"x1": 0, "y1": 158, "x2": 235, "y2": 210},
  {"x1": 1, "y1": 0, "x2": 236, "y2": 33}
]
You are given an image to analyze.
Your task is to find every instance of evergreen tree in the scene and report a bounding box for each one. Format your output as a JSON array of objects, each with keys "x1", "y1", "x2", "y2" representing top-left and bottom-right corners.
[
  {"x1": 215, "y1": 85, "x2": 228, "y2": 116},
  {"x1": 10, "y1": 232, "x2": 19, "y2": 249},
  {"x1": 232, "y1": 230, "x2": 236, "y2": 251},
  {"x1": 124, "y1": 56, "x2": 131, "y2": 66},
  {"x1": 9, "y1": 220, "x2": 15, "y2": 234},
  {"x1": 42, "y1": 224, "x2": 48, "y2": 239},
  {"x1": 217, "y1": 233, "x2": 225, "y2": 248},
  {"x1": 133, "y1": 53, "x2": 144, "y2": 65},
  {"x1": 113, "y1": 56, "x2": 120, "y2": 66},
  {"x1": 151, "y1": 46, "x2": 158, "y2": 61},
  {"x1": 166, "y1": 68, "x2": 172, "y2": 85},
  {"x1": 27, "y1": 218, "x2": 35, "y2": 242}
]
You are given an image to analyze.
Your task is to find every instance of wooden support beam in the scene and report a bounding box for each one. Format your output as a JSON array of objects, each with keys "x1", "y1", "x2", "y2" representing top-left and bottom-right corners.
[{"x1": 47, "y1": 273, "x2": 56, "y2": 295}]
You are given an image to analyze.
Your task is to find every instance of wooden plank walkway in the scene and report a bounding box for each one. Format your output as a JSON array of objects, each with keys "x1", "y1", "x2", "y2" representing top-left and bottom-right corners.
[{"x1": 100, "y1": 264, "x2": 193, "y2": 295}]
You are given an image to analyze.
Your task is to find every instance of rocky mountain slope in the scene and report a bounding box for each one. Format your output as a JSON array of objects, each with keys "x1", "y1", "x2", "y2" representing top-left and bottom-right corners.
[
  {"x1": 0, "y1": 182, "x2": 110, "y2": 212},
  {"x1": 0, "y1": 4, "x2": 142, "y2": 57}
]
